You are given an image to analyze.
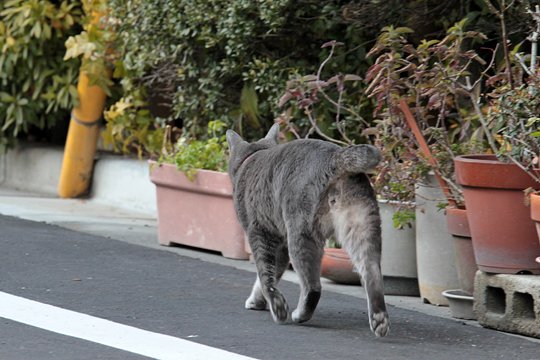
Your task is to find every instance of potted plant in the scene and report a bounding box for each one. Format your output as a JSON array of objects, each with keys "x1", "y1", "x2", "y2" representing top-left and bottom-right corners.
[
  {"x1": 453, "y1": 6, "x2": 540, "y2": 275},
  {"x1": 454, "y1": 83, "x2": 540, "y2": 274},
  {"x1": 365, "y1": 21, "x2": 486, "y2": 305},
  {"x1": 149, "y1": 121, "x2": 249, "y2": 259}
]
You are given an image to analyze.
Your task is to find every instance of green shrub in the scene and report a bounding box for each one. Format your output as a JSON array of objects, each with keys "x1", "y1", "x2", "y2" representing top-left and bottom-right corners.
[
  {"x1": 106, "y1": 0, "x2": 373, "y2": 149},
  {"x1": 88, "y1": 1, "x2": 540, "y2": 158},
  {"x1": 0, "y1": 0, "x2": 83, "y2": 151}
]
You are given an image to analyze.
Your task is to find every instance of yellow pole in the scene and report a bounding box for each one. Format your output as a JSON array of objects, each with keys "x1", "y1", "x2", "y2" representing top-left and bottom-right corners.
[
  {"x1": 57, "y1": 72, "x2": 106, "y2": 198},
  {"x1": 58, "y1": 6, "x2": 108, "y2": 198}
]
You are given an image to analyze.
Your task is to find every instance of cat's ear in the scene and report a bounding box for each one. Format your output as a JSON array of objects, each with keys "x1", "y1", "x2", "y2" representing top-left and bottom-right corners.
[
  {"x1": 226, "y1": 130, "x2": 246, "y2": 153},
  {"x1": 264, "y1": 123, "x2": 280, "y2": 144}
]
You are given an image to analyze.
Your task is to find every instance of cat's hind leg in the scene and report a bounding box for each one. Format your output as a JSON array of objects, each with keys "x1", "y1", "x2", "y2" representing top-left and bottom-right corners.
[
  {"x1": 248, "y1": 228, "x2": 290, "y2": 324},
  {"x1": 287, "y1": 229, "x2": 324, "y2": 323},
  {"x1": 331, "y1": 176, "x2": 390, "y2": 337},
  {"x1": 245, "y1": 244, "x2": 289, "y2": 311}
]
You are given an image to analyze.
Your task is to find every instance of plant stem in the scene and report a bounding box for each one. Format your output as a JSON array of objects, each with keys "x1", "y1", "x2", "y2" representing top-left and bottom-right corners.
[
  {"x1": 304, "y1": 108, "x2": 349, "y2": 146},
  {"x1": 465, "y1": 76, "x2": 500, "y2": 155},
  {"x1": 483, "y1": 0, "x2": 515, "y2": 88}
]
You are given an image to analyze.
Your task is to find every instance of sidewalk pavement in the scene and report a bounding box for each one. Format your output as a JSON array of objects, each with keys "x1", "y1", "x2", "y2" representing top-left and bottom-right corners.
[{"x1": 0, "y1": 144, "x2": 538, "y2": 344}]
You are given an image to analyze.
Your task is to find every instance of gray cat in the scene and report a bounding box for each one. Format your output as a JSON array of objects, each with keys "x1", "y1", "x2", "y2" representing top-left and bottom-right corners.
[{"x1": 226, "y1": 124, "x2": 389, "y2": 337}]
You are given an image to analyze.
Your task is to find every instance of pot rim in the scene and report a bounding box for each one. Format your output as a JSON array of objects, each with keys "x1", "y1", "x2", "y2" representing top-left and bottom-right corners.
[
  {"x1": 454, "y1": 154, "x2": 499, "y2": 164},
  {"x1": 441, "y1": 289, "x2": 474, "y2": 300},
  {"x1": 454, "y1": 154, "x2": 539, "y2": 190}
]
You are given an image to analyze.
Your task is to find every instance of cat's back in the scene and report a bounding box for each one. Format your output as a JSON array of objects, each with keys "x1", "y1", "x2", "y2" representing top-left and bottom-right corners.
[
  {"x1": 238, "y1": 139, "x2": 338, "y2": 207},
  {"x1": 234, "y1": 139, "x2": 340, "y2": 231},
  {"x1": 249, "y1": 139, "x2": 338, "y2": 180}
]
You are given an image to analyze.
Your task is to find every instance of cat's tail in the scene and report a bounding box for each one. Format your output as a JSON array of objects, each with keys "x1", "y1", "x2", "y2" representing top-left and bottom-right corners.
[{"x1": 333, "y1": 144, "x2": 381, "y2": 175}]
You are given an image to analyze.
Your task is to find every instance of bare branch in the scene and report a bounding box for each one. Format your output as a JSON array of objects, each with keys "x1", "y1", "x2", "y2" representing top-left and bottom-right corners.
[{"x1": 304, "y1": 108, "x2": 349, "y2": 146}]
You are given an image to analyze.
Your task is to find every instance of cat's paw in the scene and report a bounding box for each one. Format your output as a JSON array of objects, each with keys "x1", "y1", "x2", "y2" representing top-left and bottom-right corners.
[
  {"x1": 245, "y1": 296, "x2": 267, "y2": 310},
  {"x1": 291, "y1": 308, "x2": 310, "y2": 323},
  {"x1": 370, "y1": 311, "x2": 390, "y2": 337},
  {"x1": 291, "y1": 291, "x2": 321, "y2": 323},
  {"x1": 268, "y1": 289, "x2": 289, "y2": 324}
]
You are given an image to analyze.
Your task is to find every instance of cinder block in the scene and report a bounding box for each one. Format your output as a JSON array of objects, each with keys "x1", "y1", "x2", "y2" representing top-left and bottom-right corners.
[{"x1": 474, "y1": 271, "x2": 540, "y2": 338}]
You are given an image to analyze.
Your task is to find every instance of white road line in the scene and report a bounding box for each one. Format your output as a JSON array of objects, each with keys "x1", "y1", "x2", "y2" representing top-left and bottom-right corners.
[{"x1": 0, "y1": 292, "x2": 257, "y2": 360}]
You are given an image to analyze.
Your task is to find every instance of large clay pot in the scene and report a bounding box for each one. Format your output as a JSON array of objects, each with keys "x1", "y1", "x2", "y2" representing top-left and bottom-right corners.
[
  {"x1": 454, "y1": 155, "x2": 540, "y2": 274},
  {"x1": 149, "y1": 161, "x2": 249, "y2": 259}
]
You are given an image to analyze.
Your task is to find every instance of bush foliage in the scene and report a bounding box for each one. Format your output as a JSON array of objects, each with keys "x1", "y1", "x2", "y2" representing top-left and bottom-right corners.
[
  {"x1": 0, "y1": 0, "x2": 83, "y2": 151},
  {"x1": 3, "y1": 0, "x2": 540, "y2": 157},
  {"x1": 107, "y1": 0, "x2": 374, "y2": 149}
]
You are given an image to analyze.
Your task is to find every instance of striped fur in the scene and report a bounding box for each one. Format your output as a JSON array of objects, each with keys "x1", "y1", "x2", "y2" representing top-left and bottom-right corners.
[{"x1": 227, "y1": 124, "x2": 389, "y2": 337}]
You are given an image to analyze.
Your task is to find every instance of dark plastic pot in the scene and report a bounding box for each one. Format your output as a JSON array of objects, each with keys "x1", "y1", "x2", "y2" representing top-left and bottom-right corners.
[{"x1": 454, "y1": 155, "x2": 540, "y2": 274}]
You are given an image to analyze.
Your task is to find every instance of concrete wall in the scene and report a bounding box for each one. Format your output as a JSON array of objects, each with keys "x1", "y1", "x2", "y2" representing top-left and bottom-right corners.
[
  {"x1": 91, "y1": 155, "x2": 156, "y2": 215},
  {"x1": 0, "y1": 145, "x2": 156, "y2": 216},
  {"x1": 0, "y1": 144, "x2": 63, "y2": 196}
]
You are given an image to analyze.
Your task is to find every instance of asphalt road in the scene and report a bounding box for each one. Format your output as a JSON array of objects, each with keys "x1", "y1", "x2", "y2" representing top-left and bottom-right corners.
[{"x1": 0, "y1": 215, "x2": 538, "y2": 360}]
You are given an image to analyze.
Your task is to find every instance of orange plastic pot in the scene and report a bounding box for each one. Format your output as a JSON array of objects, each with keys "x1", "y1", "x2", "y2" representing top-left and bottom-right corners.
[
  {"x1": 320, "y1": 248, "x2": 361, "y2": 285},
  {"x1": 454, "y1": 155, "x2": 540, "y2": 274}
]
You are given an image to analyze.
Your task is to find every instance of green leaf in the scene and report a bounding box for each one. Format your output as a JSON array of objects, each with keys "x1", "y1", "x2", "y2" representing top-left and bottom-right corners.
[{"x1": 240, "y1": 83, "x2": 260, "y2": 128}]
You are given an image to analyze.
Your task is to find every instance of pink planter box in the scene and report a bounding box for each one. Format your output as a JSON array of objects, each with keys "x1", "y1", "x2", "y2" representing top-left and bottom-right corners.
[{"x1": 149, "y1": 161, "x2": 249, "y2": 259}]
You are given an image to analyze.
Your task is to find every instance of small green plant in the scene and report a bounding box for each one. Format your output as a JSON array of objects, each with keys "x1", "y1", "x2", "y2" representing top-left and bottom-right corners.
[
  {"x1": 325, "y1": 237, "x2": 341, "y2": 249},
  {"x1": 161, "y1": 120, "x2": 229, "y2": 181},
  {"x1": 392, "y1": 208, "x2": 416, "y2": 230}
]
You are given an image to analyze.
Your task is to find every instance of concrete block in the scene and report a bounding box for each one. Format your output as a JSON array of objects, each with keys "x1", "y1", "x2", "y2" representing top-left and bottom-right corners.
[{"x1": 474, "y1": 271, "x2": 540, "y2": 338}]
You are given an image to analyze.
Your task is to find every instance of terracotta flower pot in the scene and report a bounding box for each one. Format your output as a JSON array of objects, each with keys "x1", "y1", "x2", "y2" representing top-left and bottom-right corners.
[
  {"x1": 529, "y1": 192, "x2": 540, "y2": 264},
  {"x1": 149, "y1": 161, "x2": 249, "y2": 259},
  {"x1": 320, "y1": 248, "x2": 361, "y2": 285},
  {"x1": 454, "y1": 155, "x2": 540, "y2": 274},
  {"x1": 445, "y1": 206, "x2": 477, "y2": 295}
]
